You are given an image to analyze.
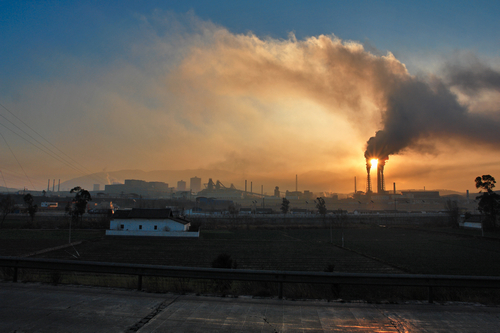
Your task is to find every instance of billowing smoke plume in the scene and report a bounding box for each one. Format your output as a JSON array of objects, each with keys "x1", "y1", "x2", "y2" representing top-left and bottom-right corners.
[
  {"x1": 364, "y1": 63, "x2": 500, "y2": 161},
  {"x1": 170, "y1": 25, "x2": 500, "y2": 166}
]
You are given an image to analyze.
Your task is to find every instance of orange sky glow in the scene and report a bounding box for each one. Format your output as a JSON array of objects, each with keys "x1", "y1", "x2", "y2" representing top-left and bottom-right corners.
[{"x1": 2, "y1": 14, "x2": 500, "y2": 194}]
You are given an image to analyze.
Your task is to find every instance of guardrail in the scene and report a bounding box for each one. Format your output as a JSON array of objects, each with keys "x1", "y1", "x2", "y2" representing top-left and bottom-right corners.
[{"x1": 1, "y1": 256, "x2": 499, "y2": 303}]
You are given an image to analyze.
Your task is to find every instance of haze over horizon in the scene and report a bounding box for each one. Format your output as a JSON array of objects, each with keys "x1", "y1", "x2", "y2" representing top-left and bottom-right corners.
[{"x1": 2, "y1": 1, "x2": 500, "y2": 194}]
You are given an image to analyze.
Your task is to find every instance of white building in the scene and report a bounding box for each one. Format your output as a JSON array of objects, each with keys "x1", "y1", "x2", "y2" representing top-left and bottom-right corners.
[{"x1": 106, "y1": 208, "x2": 198, "y2": 237}]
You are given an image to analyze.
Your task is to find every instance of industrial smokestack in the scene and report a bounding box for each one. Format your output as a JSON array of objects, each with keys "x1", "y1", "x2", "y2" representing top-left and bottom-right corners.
[
  {"x1": 251, "y1": 182, "x2": 252, "y2": 193},
  {"x1": 245, "y1": 180, "x2": 247, "y2": 192},
  {"x1": 354, "y1": 176, "x2": 357, "y2": 194},
  {"x1": 377, "y1": 159, "x2": 387, "y2": 194},
  {"x1": 393, "y1": 182, "x2": 396, "y2": 194},
  {"x1": 366, "y1": 160, "x2": 372, "y2": 194},
  {"x1": 296, "y1": 174, "x2": 298, "y2": 192},
  {"x1": 47, "y1": 179, "x2": 50, "y2": 193},
  {"x1": 52, "y1": 179, "x2": 55, "y2": 192},
  {"x1": 58, "y1": 179, "x2": 60, "y2": 192}
]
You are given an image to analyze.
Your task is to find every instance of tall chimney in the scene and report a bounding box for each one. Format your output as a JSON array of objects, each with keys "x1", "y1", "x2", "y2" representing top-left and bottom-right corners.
[
  {"x1": 251, "y1": 182, "x2": 252, "y2": 193},
  {"x1": 366, "y1": 160, "x2": 372, "y2": 194},
  {"x1": 58, "y1": 179, "x2": 60, "y2": 192},
  {"x1": 52, "y1": 179, "x2": 55, "y2": 192},
  {"x1": 47, "y1": 179, "x2": 50, "y2": 192},
  {"x1": 377, "y1": 164, "x2": 383, "y2": 194},
  {"x1": 377, "y1": 159, "x2": 387, "y2": 194},
  {"x1": 354, "y1": 176, "x2": 357, "y2": 194},
  {"x1": 296, "y1": 174, "x2": 298, "y2": 192},
  {"x1": 245, "y1": 180, "x2": 247, "y2": 192},
  {"x1": 393, "y1": 182, "x2": 396, "y2": 194}
]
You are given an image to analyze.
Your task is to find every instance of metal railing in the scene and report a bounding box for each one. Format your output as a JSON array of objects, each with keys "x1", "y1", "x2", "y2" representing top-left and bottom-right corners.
[{"x1": 1, "y1": 256, "x2": 499, "y2": 303}]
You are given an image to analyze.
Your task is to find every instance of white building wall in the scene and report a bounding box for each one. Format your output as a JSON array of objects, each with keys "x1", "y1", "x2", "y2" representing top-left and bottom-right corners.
[
  {"x1": 109, "y1": 219, "x2": 189, "y2": 232},
  {"x1": 105, "y1": 230, "x2": 199, "y2": 237}
]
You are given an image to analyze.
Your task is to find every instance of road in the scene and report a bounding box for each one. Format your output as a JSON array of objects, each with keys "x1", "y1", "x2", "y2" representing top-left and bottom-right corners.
[{"x1": 1, "y1": 282, "x2": 499, "y2": 332}]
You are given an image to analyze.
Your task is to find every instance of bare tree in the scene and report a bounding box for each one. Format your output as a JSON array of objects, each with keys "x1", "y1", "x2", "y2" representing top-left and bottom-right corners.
[{"x1": 316, "y1": 197, "x2": 327, "y2": 226}]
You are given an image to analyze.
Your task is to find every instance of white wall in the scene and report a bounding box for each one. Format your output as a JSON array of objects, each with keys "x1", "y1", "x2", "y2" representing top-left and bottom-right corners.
[
  {"x1": 105, "y1": 230, "x2": 199, "y2": 237},
  {"x1": 109, "y1": 219, "x2": 189, "y2": 232}
]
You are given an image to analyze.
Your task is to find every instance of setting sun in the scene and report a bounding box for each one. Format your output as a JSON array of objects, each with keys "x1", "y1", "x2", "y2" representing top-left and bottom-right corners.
[{"x1": 370, "y1": 158, "x2": 378, "y2": 169}]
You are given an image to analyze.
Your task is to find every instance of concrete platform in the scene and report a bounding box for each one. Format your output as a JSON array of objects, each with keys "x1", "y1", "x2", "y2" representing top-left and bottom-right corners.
[{"x1": 2, "y1": 282, "x2": 500, "y2": 332}]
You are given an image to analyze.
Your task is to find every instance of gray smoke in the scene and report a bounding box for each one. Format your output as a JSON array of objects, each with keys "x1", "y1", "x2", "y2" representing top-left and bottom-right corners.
[
  {"x1": 365, "y1": 61, "x2": 500, "y2": 159},
  {"x1": 446, "y1": 60, "x2": 500, "y2": 94}
]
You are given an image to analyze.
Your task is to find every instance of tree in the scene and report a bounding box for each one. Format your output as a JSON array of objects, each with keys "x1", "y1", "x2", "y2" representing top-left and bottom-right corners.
[
  {"x1": 316, "y1": 197, "x2": 327, "y2": 226},
  {"x1": 316, "y1": 197, "x2": 327, "y2": 216},
  {"x1": 0, "y1": 195, "x2": 16, "y2": 228},
  {"x1": 23, "y1": 193, "x2": 37, "y2": 226},
  {"x1": 70, "y1": 186, "x2": 92, "y2": 225},
  {"x1": 475, "y1": 175, "x2": 500, "y2": 230},
  {"x1": 280, "y1": 198, "x2": 290, "y2": 215}
]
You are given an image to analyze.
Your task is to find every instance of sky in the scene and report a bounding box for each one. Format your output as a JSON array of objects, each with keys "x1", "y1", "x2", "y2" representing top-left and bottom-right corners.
[{"x1": 1, "y1": 1, "x2": 500, "y2": 194}]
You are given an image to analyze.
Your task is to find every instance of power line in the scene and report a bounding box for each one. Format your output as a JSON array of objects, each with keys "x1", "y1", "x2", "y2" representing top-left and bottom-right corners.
[
  {"x1": 0, "y1": 170, "x2": 9, "y2": 193},
  {"x1": 0, "y1": 102, "x2": 104, "y2": 179},
  {"x1": 0, "y1": 132, "x2": 36, "y2": 191},
  {"x1": 0, "y1": 102, "x2": 108, "y2": 185}
]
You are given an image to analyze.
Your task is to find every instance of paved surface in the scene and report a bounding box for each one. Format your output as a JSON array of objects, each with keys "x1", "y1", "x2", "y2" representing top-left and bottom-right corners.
[{"x1": 2, "y1": 282, "x2": 500, "y2": 332}]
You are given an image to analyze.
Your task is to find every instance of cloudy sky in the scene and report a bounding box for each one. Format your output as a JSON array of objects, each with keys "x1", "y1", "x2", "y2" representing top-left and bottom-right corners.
[{"x1": 2, "y1": 1, "x2": 500, "y2": 193}]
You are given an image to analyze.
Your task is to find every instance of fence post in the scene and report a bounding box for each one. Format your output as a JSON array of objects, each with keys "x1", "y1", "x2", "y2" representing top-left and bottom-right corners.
[
  {"x1": 428, "y1": 286, "x2": 433, "y2": 303},
  {"x1": 138, "y1": 275, "x2": 142, "y2": 291}
]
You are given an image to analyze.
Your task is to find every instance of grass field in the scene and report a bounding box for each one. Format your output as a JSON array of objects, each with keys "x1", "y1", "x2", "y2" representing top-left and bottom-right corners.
[
  {"x1": 16, "y1": 226, "x2": 498, "y2": 276},
  {"x1": 3, "y1": 225, "x2": 500, "y2": 302},
  {"x1": 0, "y1": 229, "x2": 104, "y2": 256}
]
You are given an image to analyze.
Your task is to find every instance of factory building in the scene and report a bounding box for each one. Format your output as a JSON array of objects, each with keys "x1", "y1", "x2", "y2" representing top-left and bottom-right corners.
[
  {"x1": 177, "y1": 180, "x2": 186, "y2": 191},
  {"x1": 104, "y1": 179, "x2": 170, "y2": 197},
  {"x1": 190, "y1": 176, "x2": 202, "y2": 193}
]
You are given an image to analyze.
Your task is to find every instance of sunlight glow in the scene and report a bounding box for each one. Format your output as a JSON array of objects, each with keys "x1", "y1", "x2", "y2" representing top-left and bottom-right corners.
[{"x1": 370, "y1": 158, "x2": 378, "y2": 170}]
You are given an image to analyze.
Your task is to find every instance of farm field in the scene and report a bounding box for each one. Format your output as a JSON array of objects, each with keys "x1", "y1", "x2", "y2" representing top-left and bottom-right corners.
[
  {"x1": 25, "y1": 226, "x2": 500, "y2": 276},
  {"x1": 34, "y1": 229, "x2": 401, "y2": 274},
  {"x1": 334, "y1": 227, "x2": 500, "y2": 276},
  {"x1": 0, "y1": 229, "x2": 104, "y2": 257}
]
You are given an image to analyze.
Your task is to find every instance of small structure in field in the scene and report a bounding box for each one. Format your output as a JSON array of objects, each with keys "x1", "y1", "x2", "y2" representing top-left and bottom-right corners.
[
  {"x1": 459, "y1": 214, "x2": 482, "y2": 229},
  {"x1": 106, "y1": 208, "x2": 198, "y2": 237}
]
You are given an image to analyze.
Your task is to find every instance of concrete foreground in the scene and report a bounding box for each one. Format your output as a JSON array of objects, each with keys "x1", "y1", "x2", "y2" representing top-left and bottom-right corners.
[{"x1": 2, "y1": 282, "x2": 500, "y2": 332}]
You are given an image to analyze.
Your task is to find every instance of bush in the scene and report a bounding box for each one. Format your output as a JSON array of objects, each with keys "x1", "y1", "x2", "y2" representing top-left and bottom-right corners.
[{"x1": 211, "y1": 253, "x2": 238, "y2": 269}]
